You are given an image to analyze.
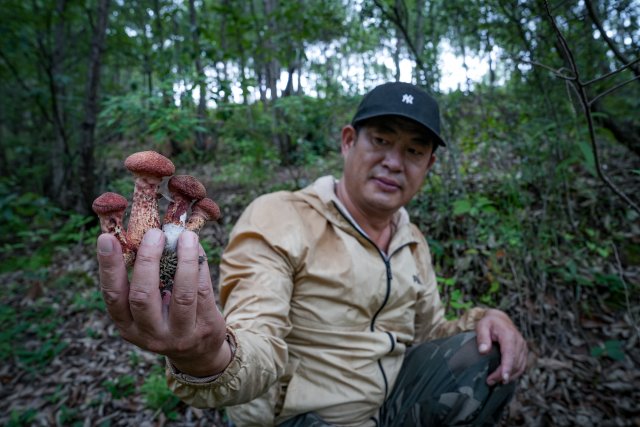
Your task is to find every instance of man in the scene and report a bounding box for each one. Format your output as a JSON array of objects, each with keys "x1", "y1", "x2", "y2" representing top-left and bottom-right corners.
[{"x1": 97, "y1": 82, "x2": 528, "y2": 426}]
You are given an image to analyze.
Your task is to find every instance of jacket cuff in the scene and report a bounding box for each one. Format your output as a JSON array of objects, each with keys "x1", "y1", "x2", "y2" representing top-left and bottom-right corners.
[{"x1": 166, "y1": 327, "x2": 239, "y2": 385}]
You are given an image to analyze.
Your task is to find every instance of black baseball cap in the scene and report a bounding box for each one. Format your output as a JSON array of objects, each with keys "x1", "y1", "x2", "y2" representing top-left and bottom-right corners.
[{"x1": 351, "y1": 82, "x2": 446, "y2": 147}]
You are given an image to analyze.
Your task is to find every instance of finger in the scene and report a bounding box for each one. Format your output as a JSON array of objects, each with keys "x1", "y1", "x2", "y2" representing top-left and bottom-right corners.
[
  {"x1": 195, "y1": 244, "x2": 223, "y2": 328},
  {"x1": 97, "y1": 233, "x2": 132, "y2": 327},
  {"x1": 497, "y1": 335, "x2": 516, "y2": 384},
  {"x1": 169, "y1": 231, "x2": 200, "y2": 335},
  {"x1": 514, "y1": 340, "x2": 528, "y2": 379},
  {"x1": 486, "y1": 367, "x2": 503, "y2": 386},
  {"x1": 129, "y1": 228, "x2": 165, "y2": 333},
  {"x1": 475, "y1": 321, "x2": 493, "y2": 354}
]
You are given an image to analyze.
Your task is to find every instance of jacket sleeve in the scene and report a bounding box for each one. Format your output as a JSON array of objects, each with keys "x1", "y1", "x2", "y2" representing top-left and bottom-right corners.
[
  {"x1": 411, "y1": 226, "x2": 486, "y2": 343},
  {"x1": 167, "y1": 193, "x2": 301, "y2": 408}
]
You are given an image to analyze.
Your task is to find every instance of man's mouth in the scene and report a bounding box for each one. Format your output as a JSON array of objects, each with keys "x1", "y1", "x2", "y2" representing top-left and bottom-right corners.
[{"x1": 373, "y1": 176, "x2": 401, "y2": 191}]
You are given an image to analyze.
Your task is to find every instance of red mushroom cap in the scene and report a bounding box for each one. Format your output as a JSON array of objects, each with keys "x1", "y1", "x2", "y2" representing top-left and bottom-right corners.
[
  {"x1": 193, "y1": 198, "x2": 221, "y2": 221},
  {"x1": 124, "y1": 151, "x2": 175, "y2": 177},
  {"x1": 92, "y1": 192, "x2": 128, "y2": 214},
  {"x1": 168, "y1": 175, "x2": 207, "y2": 201}
]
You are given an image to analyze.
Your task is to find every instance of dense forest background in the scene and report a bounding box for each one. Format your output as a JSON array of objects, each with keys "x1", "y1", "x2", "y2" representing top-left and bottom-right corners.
[{"x1": 1, "y1": 0, "x2": 639, "y2": 425}]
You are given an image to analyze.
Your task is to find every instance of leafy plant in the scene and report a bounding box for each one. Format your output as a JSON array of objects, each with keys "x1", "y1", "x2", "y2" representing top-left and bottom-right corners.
[
  {"x1": 99, "y1": 92, "x2": 205, "y2": 150},
  {"x1": 70, "y1": 289, "x2": 106, "y2": 313},
  {"x1": 0, "y1": 180, "x2": 95, "y2": 274},
  {"x1": 591, "y1": 340, "x2": 625, "y2": 361},
  {"x1": 7, "y1": 408, "x2": 37, "y2": 427},
  {"x1": 0, "y1": 294, "x2": 68, "y2": 370},
  {"x1": 56, "y1": 404, "x2": 81, "y2": 426},
  {"x1": 141, "y1": 368, "x2": 181, "y2": 419},
  {"x1": 437, "y1": 276, "x2": 473, "y2": 319},
  {"x1": 103, "y1": 375, "x2": 137, "y2": 399}
]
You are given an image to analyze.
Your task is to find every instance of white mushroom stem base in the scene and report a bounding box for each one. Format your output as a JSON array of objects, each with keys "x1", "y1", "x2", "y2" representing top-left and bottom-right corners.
[
  {"x1": 159, "y1": 222, "x2": 206, "y2": 294},
  {"x1": 162, "y1": 222, "x2": 185, "y2": 253}
]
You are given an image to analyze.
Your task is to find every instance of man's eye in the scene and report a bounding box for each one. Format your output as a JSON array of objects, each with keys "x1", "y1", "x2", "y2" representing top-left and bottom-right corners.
[
  {"x1": 373, "y1": 137, "x2": 388, "y2": 146},
  {"x1": 408, "y1": 148, "x2": 425, "y2": 156}
]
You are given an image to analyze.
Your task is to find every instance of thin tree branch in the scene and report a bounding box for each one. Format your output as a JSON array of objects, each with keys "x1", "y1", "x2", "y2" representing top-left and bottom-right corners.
[
  {"x1": 584, "y1": 57, "x2": 640, "y2": 86},
  {"x1": 514, "y1": 57, "x2": 575, "y2": 81},
  {"x1": 372, "y1": 0, "x2": 428, "y2": 84},
  {"x1": 0, "y1": 50, "x2": 54, "y2": 125},
  {"x1": 543, "y1": 0, "x2": 640, "y2": 215},
  {"x1": 584, "y1": 0, "x2": 640, "y2": 80},
  {"x1": 589, "y1": 74, "x2": 640, "y2": 106}
]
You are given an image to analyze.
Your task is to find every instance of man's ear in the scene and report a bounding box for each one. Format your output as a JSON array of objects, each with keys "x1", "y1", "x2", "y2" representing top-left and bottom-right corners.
[
  {"x1": 427, "y1": 153, "x2": 437, "y2": 170},
  {"x1": 341, "y1": 125, "x2": 357, "y2": 157}
]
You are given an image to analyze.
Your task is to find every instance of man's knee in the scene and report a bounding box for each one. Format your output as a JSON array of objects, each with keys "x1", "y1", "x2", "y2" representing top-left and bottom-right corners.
[{"x1": 382, "y1": 332, "x2": 514, "y2": 426}]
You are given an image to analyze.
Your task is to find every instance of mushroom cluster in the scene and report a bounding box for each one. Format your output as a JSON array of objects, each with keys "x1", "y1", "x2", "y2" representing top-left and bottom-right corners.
[{"x1": 93, "y1": 151, "x2": 221, "y2": 293}]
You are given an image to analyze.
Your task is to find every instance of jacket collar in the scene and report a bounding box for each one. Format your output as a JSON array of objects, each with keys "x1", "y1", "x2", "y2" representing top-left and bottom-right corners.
[{"x1": 299, "y1": 175, "x2": 419, "y2": 254}]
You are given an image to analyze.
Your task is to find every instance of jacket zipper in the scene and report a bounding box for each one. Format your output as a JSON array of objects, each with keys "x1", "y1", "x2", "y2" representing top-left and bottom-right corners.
[{"x1": 332, "y1": 202, "x2": 407, "y2": 400}]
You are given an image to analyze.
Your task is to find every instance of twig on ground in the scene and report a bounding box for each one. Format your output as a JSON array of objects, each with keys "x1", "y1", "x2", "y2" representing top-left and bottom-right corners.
[{"x1": 612, "y1": 243, "x2": 640, "y2": 340}]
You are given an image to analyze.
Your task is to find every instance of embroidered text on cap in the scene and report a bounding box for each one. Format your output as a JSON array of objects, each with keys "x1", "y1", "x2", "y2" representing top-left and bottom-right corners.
[{"x1": 402, "y1": 94, "x2": 414, "y2": 104}]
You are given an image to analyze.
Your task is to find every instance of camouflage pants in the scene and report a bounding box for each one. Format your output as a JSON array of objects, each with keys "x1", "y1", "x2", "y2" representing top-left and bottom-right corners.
[{"x1": 279, "y1": 332, "x2": 515, "y2": 427}]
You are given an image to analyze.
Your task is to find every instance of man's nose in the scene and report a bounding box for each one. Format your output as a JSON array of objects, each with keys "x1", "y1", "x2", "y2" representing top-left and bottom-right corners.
[{"x1": 382, "y1": 146, "x2": 404, "y2": 171}]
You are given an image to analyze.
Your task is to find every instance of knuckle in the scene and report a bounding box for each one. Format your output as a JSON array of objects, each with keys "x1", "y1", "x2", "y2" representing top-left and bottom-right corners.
[
  {"x1": 172, "y1": 290, "x2": 197, "y2": 306},
  {"x1": 197, "y1": 282, "x2": 213, "y2": 298},
  {"x1": 129, "y1": 287, "x2": 154, "y2": 307},
  {"x1": 101, "y1": 290, "x2": 121, "y2": 306}
]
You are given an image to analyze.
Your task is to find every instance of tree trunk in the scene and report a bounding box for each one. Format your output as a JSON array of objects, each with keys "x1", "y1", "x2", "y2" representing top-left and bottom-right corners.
[
  {"x1": 262, "y1": 0, "x2": 291, "y2": 164},
  {"x1": 152, "y1": 0, "x2": 171, "y2": 105},
  {"x1": 189, "y1": 0, "x2": 207, "y2": 152},
  {"x1": 393, "y1": 27, "x2": 401, "y2": 82},
  {"x1": 48, "y1": 0, "x2": 71, "y2": 206},
  {"x1": 79, "y1": 0, "x2": 111, "y2": 214}
]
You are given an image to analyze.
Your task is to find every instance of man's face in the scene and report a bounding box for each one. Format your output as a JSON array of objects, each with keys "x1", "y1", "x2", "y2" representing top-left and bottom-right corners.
[{"x1": 340, "y1": 118, "x2": 437, "y2": 218}]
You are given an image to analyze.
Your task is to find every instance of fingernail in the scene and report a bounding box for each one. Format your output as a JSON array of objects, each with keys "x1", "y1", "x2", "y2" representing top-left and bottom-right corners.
[
  {"x1": 487, "y1": 379, "x2": 495, "y2": 386},
  {"x1": 180, "y1": 231, "x2": 197, "y2": 248},
  {"x1": 479, "y1": 344, "x2": 489, "y2": 353},
  {"x1": 503, "y1": 373, "x2": 510, "y2": 383},
  {"x1": 97, "y1": 235, "x2": 113, "y2": 254},
  {"x1": 142, "y1": 228, "x2": 163, "y2": 245}
]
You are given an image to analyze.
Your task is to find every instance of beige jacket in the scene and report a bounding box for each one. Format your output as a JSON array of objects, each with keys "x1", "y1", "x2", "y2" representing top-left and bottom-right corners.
[{"x1": 168, "y1": 176, "x2": 486, "y2": 426}]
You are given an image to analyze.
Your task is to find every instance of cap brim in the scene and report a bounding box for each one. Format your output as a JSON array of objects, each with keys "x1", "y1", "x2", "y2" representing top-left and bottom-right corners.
[{"x1": 352, "y1": 112, "x2": 446, "y2": 147}]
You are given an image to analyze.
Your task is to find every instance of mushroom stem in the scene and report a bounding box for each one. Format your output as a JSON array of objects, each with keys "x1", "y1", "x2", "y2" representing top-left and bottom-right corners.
[
  {"x1": 124, "y1": 151, "x2": 175, "y2": 250},
  {"x1": 92, "y1": 192, "x2": 135, "y2": 266},
  {"x1": 162, "y1": 175, "x2": 206, "y2": 252},
  {"x1": 186, "y1": 198, "x2": 221, "y2": 235}
]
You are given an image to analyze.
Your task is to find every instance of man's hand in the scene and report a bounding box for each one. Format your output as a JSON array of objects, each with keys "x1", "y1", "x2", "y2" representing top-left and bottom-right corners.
[
  {"x1": 97, "y1": 228, "x2": 231, "y2": 377},
  {"x1": 475, "y1": 309, "x2": 528, "y2": 386}
]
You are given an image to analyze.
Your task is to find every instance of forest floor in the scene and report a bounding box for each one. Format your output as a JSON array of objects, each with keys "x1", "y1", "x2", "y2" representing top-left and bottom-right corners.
[{"x1": 1, "y1": 179, "x2": 639, "y2": 427}]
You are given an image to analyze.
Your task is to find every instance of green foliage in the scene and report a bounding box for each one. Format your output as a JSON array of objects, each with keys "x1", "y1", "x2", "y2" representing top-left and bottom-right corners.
[
  {"x1": 55, "y1": 404, "x2": 81, "y2": 426},
  {"x1": 141, "y1": 366, "x2": 181, "y2": 418},
  {"x1": 99, "y1": 92, "x2": 206, "y2": 150},
  {"x1": 0, "y1": 178, "x2": 96, "y2": 274},
  {"x1": 103, "y1": 375, "x2": 137, "y2": 399},
  {"x1": 201, "y1": 237, "x2": 223, "y2": 265},
  {"x1": 591, "y1": 340, "x2": 625, "y2": 361},
  {"x1": 7, "y1": 408, "x2": 38, "y2": 427},
  {"x1": 0, "y1": 295, "x2": 68, "y2": 370},
  {"x1": 71, "y1": 288, "x2": 106, "y2": 313},
  {"x1": 437, "y1": 276, "x2": 472, "y2": 320}
]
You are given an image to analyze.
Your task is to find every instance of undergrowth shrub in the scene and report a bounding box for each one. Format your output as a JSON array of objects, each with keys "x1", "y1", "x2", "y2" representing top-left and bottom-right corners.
[{"x1": 0, "y1": 177, "x2": 97, "y2": 274}]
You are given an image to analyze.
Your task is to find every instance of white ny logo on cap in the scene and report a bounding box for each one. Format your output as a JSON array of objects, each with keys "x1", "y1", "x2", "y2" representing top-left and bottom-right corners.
[{"x1": 401, "y1": 94, "x2": 414, "y2": 104}]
